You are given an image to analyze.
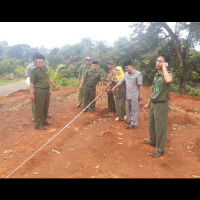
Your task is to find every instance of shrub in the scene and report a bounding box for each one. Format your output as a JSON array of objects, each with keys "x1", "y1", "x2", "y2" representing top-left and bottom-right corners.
[
  {"x1": 57, "y1": 77, "x2": 77, "y2": 87},
  {"x1": 185, "y1": 85, "x2": 200, "y2": 99},
  {"x1": 14, "y1": 66, "x2": 26, "y2": 77}
]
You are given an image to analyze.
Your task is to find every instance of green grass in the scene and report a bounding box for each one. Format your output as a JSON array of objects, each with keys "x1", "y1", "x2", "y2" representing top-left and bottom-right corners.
[{"x1": 0, "y1": 78, "x2": 24, "y2": 86}]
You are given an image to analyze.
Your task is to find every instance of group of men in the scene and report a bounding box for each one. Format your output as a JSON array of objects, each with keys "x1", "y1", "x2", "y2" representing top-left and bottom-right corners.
[{"x1": 26, "y1": 52, "x2": 173, "y2": 157}]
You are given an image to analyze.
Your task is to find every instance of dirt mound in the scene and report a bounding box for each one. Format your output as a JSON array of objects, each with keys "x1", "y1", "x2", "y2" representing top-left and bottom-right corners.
[{"x1": 1, "y1": 86, "x2": 200, "y2": 178}]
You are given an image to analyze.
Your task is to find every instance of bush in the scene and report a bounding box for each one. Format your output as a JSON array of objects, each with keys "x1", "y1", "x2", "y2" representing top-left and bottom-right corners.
[
  {"x1": 170, "y1": 83, "x2": 179, "y2": 94},
  {"x1": 57, "y1": 77, "x2": 77, "y2": 87},
  {"x1": 185, "y1": 85, "x2": 200, "y2": 99},
  {"x1": 14, "y1": 66, "x2": 26, "y2": 77}
]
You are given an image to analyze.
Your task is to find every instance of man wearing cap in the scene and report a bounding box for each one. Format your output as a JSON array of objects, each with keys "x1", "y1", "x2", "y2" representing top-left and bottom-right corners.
[
  {"x1": 76, "y1": 57, "x2": 91, "y2": 108},
  {"x1": 79, "y1": 61, "x2": 102, "y2": 112},
  {"x1": 112, "y1": 60, "x2": 143, "y2": 129},
  {"x1": 102, "y1": 60, "x2": 116, "y2": 117}
]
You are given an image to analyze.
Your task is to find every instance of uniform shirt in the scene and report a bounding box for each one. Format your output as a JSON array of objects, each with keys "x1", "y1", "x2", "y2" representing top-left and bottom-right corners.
[
  {"x1": 120, "y1": 69, "x2": 143, "y2": 100},
  {"x1": 150, "y1": 70, "x2": 173, "y2": 102},
  {"x1": 30, "y1": 66, "x2": 50, "y2": 88},
  {"x1": 106, "y1": 68, "x2": 115, "y2": 93},
  {"x1": 78, "y1": 64, "x2": 91, "y2": 80},
  {"x1": 25, "y1": 62, "x2": 35, "y2": 77},
  {"x1": 83, "y1": 69, "x2": 101, "y2": 88},
  {"x1": 114, "y1": 77, "x2": 126, "y2": 99}
]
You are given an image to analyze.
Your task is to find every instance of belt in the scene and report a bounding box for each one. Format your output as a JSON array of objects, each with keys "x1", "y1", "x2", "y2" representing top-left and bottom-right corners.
[
  {"x1": 35, "y1": 87, "x2": 49, "y2": 90},
  {"x1": 151, "y1": 100, "x2": 167, "y2": 104}
]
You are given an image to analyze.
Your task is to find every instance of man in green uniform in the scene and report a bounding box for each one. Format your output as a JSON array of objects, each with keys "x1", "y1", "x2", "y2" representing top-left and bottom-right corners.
[
  {"x1": 143, "y1": 53, "x2": 173, "y2": 157},
  {"x1": 105, "y1": 60, "x2": 116, "y2": 117},
  {"x1": 30, "y1": 54, "x2": 53, "y2": 130},
  {"x1": 76, "y1": 57, "x2": 91, "y2": 108},
  {"x1": 79, "y1": 60, "x2": 102, "y2": 112}
]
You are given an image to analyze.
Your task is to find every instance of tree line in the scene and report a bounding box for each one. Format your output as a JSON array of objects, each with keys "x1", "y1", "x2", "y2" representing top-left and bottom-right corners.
[{"x1": 0, "y1": 22, "x2": 200, "y2": 98}]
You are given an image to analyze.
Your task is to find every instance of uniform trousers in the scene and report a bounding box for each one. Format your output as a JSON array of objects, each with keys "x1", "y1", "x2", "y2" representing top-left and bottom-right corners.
[
  {"x1": 149, "y1": 101, "x2": 169, "y2": 153},
  {"x1": 107, "y1": 92, "x2": 116, "y2": 113},
  {"x1": 77, "y1": 84, "x2": 85, "y2": 106},
  {"x1": 83, "y1": 86, "x2": 96, "y2": 111},
  {"x1": 34, "y1": 88, "x2": 50, "y2": 128}
]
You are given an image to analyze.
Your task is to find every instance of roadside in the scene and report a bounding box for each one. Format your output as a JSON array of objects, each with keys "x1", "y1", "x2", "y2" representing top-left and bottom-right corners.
[{"x1": 0, "y1": 79, "x2": 29, "y2": 97}]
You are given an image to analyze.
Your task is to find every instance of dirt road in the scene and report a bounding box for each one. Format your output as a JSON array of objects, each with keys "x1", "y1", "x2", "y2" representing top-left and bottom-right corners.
[
  {"x1": 0, "y1": 86, "x2": 200, "y2": 178},
  {"x1": 0, "y1": 80, "x2": 29, "y2": 97}
]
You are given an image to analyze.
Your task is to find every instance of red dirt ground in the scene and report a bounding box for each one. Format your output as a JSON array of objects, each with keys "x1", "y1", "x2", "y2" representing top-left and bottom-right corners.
[{"x1": 0, "y1": 86, "x2": 200, "y2": 178}]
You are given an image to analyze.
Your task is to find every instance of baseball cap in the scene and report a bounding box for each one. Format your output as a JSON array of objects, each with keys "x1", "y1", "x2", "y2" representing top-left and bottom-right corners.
[
  {"x1": 85, "y1": 57, "x2": 91, "y2": 61},
  {"x1": 108, "y1": 60, "x2": 114, "y2": 65}
]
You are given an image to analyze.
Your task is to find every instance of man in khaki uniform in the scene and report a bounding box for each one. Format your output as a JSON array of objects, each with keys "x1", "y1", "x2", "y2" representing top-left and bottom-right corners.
[
  {"x1": 79, "y1": 61, "x2": 102, "y2": 112},
  {"x1": 30, "y1": 55, "x2": 53, "y2": 130},
  {"x1": 76, "y1": 57, "x2": 91, "y2": 108},
  {"x1": 103, "y1": 60, "x2": 116, "y2": 117},
  {"x1": 143, "y1": 53, "x2": 173, "y2": 157}
]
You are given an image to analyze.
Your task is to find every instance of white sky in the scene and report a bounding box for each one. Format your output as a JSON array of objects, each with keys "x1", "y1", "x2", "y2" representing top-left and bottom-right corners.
[
  {"x1": 0, "y1": 22, "x2": 133, "y2": 49},
  {"x1": 1, "y1": 22, "x2": 199, "y2": 51}
]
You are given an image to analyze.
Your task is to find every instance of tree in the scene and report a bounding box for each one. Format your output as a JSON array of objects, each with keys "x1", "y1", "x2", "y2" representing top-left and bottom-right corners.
[
  {"x1": 129, "y1": 22, "x2": 200, "y2": 94},
  {"x1": 7, "y1": 44, "x2": 31, "y2": 61}
]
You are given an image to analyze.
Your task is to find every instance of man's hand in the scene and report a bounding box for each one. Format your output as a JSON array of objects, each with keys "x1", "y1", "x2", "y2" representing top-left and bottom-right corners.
[
  {"x1": 112, "y1": 87, "x2": 116, "y2": 93},
  {"x1": 30, "y1": 93, "x2": 35, "y2": 102},
  {"x1": 143, "y1": 103, "x2": 150, "y2": 111},
  {"x1": 79, "y1": 85, "x2": 82, "y2": 90},
  {"x1": 162, "y1": 62, "x2": 168, "y2": 70}
]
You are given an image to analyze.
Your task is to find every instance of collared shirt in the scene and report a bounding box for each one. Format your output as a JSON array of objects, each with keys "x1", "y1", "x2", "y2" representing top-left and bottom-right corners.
[
  {"x1": 25, "y1": 62, "x2": 35, "y2": 77},
  {"x1": 30, "y1": 66, "x2": 50, "y2": 88},
  {"x1": 78, "y1": 64, "x2": 91, "y2": 80},
  {"x1": 83, "y1": 69, "x2": 101, "y2": 88},
  {"x1": 120, "y1": 69, "x2": 143, "y2": 100},
  {"x1": 150, "y1": 70, "x2": 173, "y2": 101},
  {"x1": 106, "y1": 68, "x2": 115, "y2": 93}
]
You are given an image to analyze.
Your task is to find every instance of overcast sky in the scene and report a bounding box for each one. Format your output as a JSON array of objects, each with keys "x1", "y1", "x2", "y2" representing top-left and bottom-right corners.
[
  {"x1": 1, "y1": 22, "x2": 199, "y2": 51},
  {"x1": 0, "y1": 22, "x2": 133, "y2": 49}
]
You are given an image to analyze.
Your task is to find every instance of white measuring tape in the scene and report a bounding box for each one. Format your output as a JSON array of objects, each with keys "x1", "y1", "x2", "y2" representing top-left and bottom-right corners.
[{"x1": 5, "y1": 90, "x2": 103, "y2": 178}]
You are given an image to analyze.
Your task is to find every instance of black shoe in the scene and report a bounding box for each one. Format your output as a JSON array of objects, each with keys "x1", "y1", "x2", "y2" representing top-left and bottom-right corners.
[
  {"x1": 91, "y1": 110, "x2": 95, "y2": 112},
  {"x1": 126, "y1": 125, "x2": 134, "y2": 129},
  {"x1": 83, "y1": 109, "x2": 88, "y2": 112},
  {"x1": 43, "y1": 122, "x2": 53, "y2": 125},
  {"x1": 150, "y1": 151, "x2": 164, "y2": 157},
  {"x1": 35, "y1": 126, "x2": 47, "y2": 130},
  {"x1": 144, "y1": 139, "x2": 156, "y2": 147},
  {"x1": 125, "y1": 120, "x2": 131, "y2": 124}
]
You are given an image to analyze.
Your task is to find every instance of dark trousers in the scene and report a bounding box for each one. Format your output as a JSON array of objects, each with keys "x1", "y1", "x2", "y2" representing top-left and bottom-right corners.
[
  {"x1": 34, "y1": 88, "x2": 50, "y2": 128},
  {"x1": 84, "y1": 86, "x2": 96, "y2": 111},
  {"x1": 107, "y1": 93, "x2": 116, "y2": 113}
]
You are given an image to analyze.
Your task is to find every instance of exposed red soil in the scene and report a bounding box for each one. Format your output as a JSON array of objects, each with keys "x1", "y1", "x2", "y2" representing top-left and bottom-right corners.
[{"x1": 0, "y1": 86, "x2": 200, "y2": 178}]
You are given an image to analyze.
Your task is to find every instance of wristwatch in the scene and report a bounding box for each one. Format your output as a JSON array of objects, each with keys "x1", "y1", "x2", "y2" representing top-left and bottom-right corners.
[{"x1": 163, "y1": 67, "x2": 167, "y2": 70}]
